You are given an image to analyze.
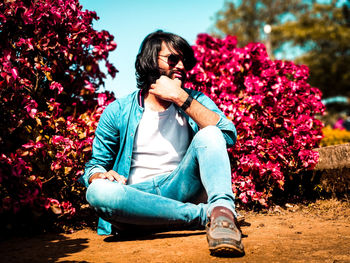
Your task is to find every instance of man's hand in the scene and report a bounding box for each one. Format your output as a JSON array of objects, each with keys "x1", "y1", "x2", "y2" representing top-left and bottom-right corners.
[
  {"x1": 149, "y1": 75, "x2": 187, "y2": 104},
  {"x1": 149, "y1": 75, "x2": 220, "y2": 128},
  {"x1": 89, "y1": 170, "x2": 127, "y2": 184}
]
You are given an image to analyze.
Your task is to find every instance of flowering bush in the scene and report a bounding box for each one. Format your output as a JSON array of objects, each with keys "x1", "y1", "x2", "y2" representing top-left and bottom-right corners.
[
  {"x1": 186, "y1": 34, "x2": 325, "y2": 206},
  {"x1": 0, "y1": 0, "x2": 116, "y2": 232}
]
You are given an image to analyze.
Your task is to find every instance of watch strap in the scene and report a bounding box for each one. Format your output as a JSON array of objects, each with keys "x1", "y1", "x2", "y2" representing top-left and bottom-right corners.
[{"x1": 180, "y1": 95, "x2": 193, "y2": 111}]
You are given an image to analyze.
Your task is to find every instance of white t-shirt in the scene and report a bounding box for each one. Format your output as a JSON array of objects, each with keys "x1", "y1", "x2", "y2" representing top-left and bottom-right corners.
[{"x1": 128, "y1": 104, "x2": 190, "y2": 184}]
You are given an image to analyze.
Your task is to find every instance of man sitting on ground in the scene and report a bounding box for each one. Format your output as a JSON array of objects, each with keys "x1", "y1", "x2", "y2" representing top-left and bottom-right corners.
[{"x1": 80, "y1": 30, "x2": 244, "y2": 257}]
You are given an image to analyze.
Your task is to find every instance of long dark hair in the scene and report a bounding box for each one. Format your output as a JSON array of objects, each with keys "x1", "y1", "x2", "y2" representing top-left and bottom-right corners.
[{"x1": 135, "y1": 30, "x2": 197, "y2": 90}]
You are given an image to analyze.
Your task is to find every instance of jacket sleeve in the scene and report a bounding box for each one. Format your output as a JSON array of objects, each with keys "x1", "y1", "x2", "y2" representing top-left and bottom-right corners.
[
  {"x1": 79, "y1": 101, "x2": 120, "y2": 188},
  {"x1": 190, "y1": 90, "x2": 237, "y2": 148}
]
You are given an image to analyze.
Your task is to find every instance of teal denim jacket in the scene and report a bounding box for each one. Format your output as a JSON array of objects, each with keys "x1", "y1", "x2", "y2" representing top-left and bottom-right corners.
[{"x1": 80, "y1": 88, "x2": 237, "y2": 235}]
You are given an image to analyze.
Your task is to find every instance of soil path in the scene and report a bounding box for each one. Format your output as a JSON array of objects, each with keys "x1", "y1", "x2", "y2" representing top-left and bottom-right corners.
[{"x1": 1, "y1": 199, "x2": 349, "y2": 263}]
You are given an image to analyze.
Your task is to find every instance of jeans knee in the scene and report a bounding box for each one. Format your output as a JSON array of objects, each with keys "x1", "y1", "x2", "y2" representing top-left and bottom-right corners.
[
  {"x1": 193, "y1": 126, "x2": 225, "y2": 147},
  {"x1": 86, "y1": 179, "x2": 125, "y2": 209}
]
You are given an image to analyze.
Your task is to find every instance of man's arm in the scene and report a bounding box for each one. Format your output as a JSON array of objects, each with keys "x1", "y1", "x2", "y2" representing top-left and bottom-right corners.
[
  {"x1": 149, "y1": 76, "x2": 220, "y2": 128},
  {"x1": 174, "y1": 91, "x2": 220, "y2": 129},
  {"x1": 81, "y1": 102, "x2": 124, "y2": 187}
]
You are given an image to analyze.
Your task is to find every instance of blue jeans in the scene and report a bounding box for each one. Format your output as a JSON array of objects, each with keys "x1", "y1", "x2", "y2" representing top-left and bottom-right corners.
[{"x1": 86, "y1": 126, "x2": 236, "y2": 233}]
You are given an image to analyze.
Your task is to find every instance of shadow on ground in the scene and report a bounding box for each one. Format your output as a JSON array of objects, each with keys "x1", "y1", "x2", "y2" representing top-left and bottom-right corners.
[
  {"x1": 104, "y1": 230, "x2": 206, "y2": 242},
  {"x1": 0, "y1": 233, "x2": 89, "y2": 263}
]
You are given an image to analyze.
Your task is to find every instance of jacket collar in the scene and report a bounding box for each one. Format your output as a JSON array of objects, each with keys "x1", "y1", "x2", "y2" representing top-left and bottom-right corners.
[{"x1": 138, "y1": 89, "x2": 146, "y2": 108}]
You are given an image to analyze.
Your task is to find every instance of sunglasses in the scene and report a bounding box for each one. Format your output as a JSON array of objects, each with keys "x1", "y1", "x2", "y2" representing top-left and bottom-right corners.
[{"x1": 158, "y1": 54, "x2": 184, "y2": 67}]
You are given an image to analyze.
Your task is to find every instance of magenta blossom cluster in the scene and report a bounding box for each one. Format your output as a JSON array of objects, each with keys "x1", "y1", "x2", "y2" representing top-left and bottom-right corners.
[
  {"x1": 0, "y1": 0, "x2": 116, "y2": 227},
  {"x1": 186, "y1": 34, "x2": 324, "y2": 206}
]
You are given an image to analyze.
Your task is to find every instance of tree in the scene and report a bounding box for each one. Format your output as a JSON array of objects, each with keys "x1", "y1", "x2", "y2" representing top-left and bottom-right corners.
[
  {"x1": 272, "y1": 0, "x2": 350, "y2": 98},
  {"x1": 213, "y1": 0, "x2": 350, "y2": 98},
  {"x1": 0, "y1": 0, "x2": 117, "y2": 233},
  {"x1": 213, "y1": 0, "x2": 307, "y2": 48}
]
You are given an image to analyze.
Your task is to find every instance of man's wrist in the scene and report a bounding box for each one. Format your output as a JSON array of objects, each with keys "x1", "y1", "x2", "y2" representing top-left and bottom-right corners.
[
  {"x1": 180, "y1": 94, "x2": 193, "y2": 111},
  {"x1": 89, "y1": 172, "x2": 102, "y2": 184}
]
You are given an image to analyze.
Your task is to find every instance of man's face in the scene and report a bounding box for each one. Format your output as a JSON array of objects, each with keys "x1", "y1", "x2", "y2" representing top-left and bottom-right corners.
[{"x1": 158, "y1": 42, "x2": 187, "y2": 82}]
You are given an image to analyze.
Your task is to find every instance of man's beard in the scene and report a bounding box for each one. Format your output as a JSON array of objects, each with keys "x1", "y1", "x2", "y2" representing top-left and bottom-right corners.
[{"x1": 159, "y1": 69, "x2": 186, "y2": 82}]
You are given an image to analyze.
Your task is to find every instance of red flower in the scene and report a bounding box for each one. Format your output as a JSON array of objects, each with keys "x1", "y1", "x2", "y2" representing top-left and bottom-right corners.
[{"x1": 188, "y1": 34, "x2": 324, "y2": 206}]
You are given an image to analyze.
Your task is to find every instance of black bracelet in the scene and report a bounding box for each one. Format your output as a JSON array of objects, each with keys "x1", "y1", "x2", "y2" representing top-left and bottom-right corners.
[{"x1": 180, "y1": 95, "x2": 193, "y2": 111}]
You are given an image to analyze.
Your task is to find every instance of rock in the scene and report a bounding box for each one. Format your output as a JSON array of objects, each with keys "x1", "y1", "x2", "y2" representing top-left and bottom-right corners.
[
  {"x1": 314, "y1": 143, "x2": 350, "y2": 170},
  {"x1": 311, "y1": 144, "x2": 350, "y2": 197}
]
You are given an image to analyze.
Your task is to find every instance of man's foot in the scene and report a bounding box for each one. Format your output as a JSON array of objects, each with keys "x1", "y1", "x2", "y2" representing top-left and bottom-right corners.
[{"x1": 206, "y1": 206, "x2": 245, "y2": 257}]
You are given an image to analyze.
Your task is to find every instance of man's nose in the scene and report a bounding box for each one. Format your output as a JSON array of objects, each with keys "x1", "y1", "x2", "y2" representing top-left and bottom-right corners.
[{"x1": 175, "y1": 59, "x2": 185, "y2": 69}]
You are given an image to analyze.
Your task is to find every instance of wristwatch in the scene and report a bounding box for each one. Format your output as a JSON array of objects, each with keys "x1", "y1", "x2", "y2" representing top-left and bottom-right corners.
[{"x1": 181, "y1": 95, "x2": 193, "y2": 111}]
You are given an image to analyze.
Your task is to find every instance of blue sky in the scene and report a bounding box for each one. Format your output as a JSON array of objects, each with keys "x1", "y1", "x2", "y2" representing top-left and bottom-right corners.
[
  {"x1": 79, "y1": 0, "x2": 226, "y2": 97},
  {"x1": 79, "y1": 0, "x2": 348, "y2": 98}
]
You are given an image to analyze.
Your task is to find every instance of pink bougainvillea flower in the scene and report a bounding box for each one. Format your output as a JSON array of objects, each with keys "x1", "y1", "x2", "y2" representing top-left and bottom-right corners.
[
  {"x1": 187, "y1": 34, "x2": 324, "y2": 206},
  {"x1": 97, "y1": 93, "x2": 107, "y2": 106},
  {"x1": 84, "y1": 80, "x2": 95, "y2": 92},
  {"x1": 23, "y1": 99, "x2": 38, "y2": 119},
  {"x1": 49, "y1": 81, "x2": 64, "y2": 94},
  {"x1": 0, "y1": 0, "x2": 117, "y2": 227}
]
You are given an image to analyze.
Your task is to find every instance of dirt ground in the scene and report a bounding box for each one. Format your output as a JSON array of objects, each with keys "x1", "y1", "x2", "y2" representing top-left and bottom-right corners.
[{"x1": 1, "y1": 199, "x2": 349, "y2": 263}]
